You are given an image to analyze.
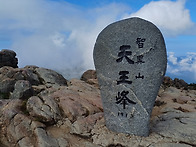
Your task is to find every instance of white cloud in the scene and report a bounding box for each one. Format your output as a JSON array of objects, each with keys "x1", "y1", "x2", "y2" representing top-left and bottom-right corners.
[
  {"x1": 51, "y1": 32, "x2": 67, "y2": 48},
  {"x1": 124, "y1": 0, "x2": 195, "y2": 36},
  {"x1": 167, "y1": 52, "x2": 196, "y2": 82},
  {"x1": 0, "y1": 0, "x2": 195, "y2": 82},
  {"x1": 168, "y1": 52, "x2": 178, "y2": 65},
  {"x1": 0, "y1": 0, "x2": 46, "y2": 30},
  {"x1": 0, "y1": 0, "x2": 129, "y2": 78}
]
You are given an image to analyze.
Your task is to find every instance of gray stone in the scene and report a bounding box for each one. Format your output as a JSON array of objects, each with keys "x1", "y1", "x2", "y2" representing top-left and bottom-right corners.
[
  {"x1": 0, "y1": 75, "x2": 195, "y2": 147},
  {"x1": 93, "y1": 17, "x2": 167, "y2": 136},
  {"x1": 6, "y1": 113, "x2": 34, "y2": 146},
  {"x1": 18, "y1": 137, "x2": 34, "y2": 147},
  {"x1": 27, "y1": 94, "x2": 61, "y2": 123},
  {"x1": 24, "y1": 69, "x2": 41, "y2": 86},
  {"x1": 11, "y1": 80, "x2": 33, "y2": 99},
  {"x1": 0, "y1": 99, "x2": 22, "y2": 122},
  {"x1": 0, "y1": 49, "x2": 18, "y2": 68},
  {"x1": 56, "y1": 138, "x2": 69, "y2": 147},
  {"x1": 81, "y1": 70, "x2": 97, "y2": 81},
  {"x1": 151, "y1": 112, "x2": 196, "y2": 145},
  {"x1": 35, "y1": 68, "x2": 68, "y2": 88},
  {"x1": 0, "y1": 78, "x2": 15, "y2": 99},
  {"x1": 71, "y1": 113, "x2": 103, "y2": 137},
  {"x1": 34, "y1": 128, "x2": 59, "y2": 147}
]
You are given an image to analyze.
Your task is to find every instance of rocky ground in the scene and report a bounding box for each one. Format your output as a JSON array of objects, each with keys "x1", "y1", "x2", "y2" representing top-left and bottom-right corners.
[{"x1": 0, "y1": 50, "x2": 196, "y2": 147}]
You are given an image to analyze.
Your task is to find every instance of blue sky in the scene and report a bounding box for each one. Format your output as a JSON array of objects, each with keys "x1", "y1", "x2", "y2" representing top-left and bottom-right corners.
[{"x1": 0, "y1": 0, "x2": 195, "y2": 83}]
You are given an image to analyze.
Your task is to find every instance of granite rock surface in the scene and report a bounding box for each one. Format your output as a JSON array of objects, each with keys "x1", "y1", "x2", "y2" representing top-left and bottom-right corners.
[
  {"x1": 0, "y1": 66, "x2": 196, "y2": 147},
  {"x1": 94, "y1": 17, "x2": 167, "y2": 136}
]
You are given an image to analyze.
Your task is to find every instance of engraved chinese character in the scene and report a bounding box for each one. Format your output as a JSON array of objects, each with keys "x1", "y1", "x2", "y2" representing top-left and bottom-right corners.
[
  {"x1": 136, "y1": 38, "x2": 146, "y2": 48},
  {"x1": 117, "y1": 71, "x2": 132, "y2": 85},
  {"x1": 116, "y1": 45, "x2": 134, "y2": 64},
  {"x1": 136, "y1": 55, "x2": 145, "y2": 64},
  {"x1": 116, "y1": 91, "x2": 136, "y2": 109},
  {"x1": 135, "y1": 73, "x2": 144, "y2": 79},
  {"x1": 118, "y1": 112, "x2": 128, "y2": 117}
]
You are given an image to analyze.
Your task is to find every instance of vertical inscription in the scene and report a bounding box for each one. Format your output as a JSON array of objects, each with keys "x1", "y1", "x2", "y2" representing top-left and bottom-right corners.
[{"x1": 116, "y1": 38, "x2": 146, "y2": 118}]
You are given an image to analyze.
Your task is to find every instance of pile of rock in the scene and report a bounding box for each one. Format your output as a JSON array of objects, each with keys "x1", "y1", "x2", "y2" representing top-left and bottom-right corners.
[
  {"x1": 0, "y1": 49, "x2": 67, "y2": 100},
  {"x1": 163, "y1": 76, "x2": 188, "y2": 89},
  {"x1": 0, "y1": 66, "x2": 68, "y2": 99},
  {"x1": 0, "y1": 50, "x2": 196, "y2": 147},
  {"x1": 163, "y1": 76, "x2": 196, "y2": 90}
]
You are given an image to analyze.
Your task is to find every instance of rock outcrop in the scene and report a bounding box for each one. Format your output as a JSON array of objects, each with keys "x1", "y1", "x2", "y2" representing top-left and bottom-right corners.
[
  {"x1": 0, "y1": 49, "x2": 18, "y2": 68},
  {"x1": 163, "y1": 76, "x2": 189, "y2": 90},
  {"x1": 0, "y1": 65, "x2": 68, "y2": 100},
  {"x1": 0, "y1": 67, "x2": 196, "y2": 147},
  {"x1": 0, "y1": 50, "x2": 196, "y2": 147},
  {"x1": 80, "y1": 69, "x2": 99, "y2": 88}
]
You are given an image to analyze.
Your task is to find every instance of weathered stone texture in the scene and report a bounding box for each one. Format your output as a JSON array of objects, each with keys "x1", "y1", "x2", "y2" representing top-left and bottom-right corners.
[
  {"x1": 0, "y1": 67, "x2": 195, "y2": 147},
  {"x1": 94, "y1": 17, "x2": 167, "y2": 136},
  {"x1": 0, "y1": 49, "x2": 18, "y2": 68}
]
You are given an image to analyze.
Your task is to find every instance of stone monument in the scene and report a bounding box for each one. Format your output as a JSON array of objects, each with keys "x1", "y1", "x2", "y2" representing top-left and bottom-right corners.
[{"x1": 93, "y1": 17, "x2": 167, "y2": 136}]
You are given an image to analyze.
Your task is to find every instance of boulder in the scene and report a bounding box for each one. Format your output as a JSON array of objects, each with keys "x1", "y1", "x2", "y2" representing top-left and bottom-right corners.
[
  {"x1": 163, "y1": 76, "x2": 173, "y2": 87},
  {"x1": 11, "y1": 80, "x2": 33, "y2": 100},
  {"x1": 52, "y1": 79, "x2": 103, "y2": 122},
  {"x1": 35, "y1": 68, "x2": 68, "y2": 88},
  {"x1": 26, "y1": 92, "x2": 61, "y2": 124},
  {"x1": 0, "y1": 66, "x2": 69, "y2": 99},
  {"x1": 151, "y1": 112, "x2": 196, "y2": 145},
  {"x1": 34, "y1": 128, "x2": 60, "y2": 147},
  {"x1": 80, "y1": 69, "x2": 97, "y2": 81},
  {"x1": 0, "y1": 78, "x2": 15, "y2": 99},
  {"x1": 0, "y1": 67, "x2": 17, "y2": 98},
  {"x1": 0, "y1": 49, "x2": 18, "y2": 68},
  {"x1": 6, "y1": 114, "x2": 33, "y2": 146},
  {"x1": 0, "y1": 66, "x2": 41, "y2": 99},
  {"x1": 162, "y1": 76, "x2": 188, "y2": 90},
  {"x1": 80, "y1": 69, "x2": 99, "y2": 88},
  {"x1": 173, "y1": 78, "x2": 188, "y2": 89},
  {"x1": 71, "y1": 113, "x2": 103, "y2": 137}
]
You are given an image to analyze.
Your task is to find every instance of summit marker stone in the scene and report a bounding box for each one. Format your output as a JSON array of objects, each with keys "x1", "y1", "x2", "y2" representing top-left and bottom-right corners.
[{"x1": 93, "y1": 17, "x2": 167, "y2": 136}]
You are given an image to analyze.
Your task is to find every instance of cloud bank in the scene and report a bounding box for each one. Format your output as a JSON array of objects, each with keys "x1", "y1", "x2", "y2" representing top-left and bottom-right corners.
[
  {"x1": 167, "y1": 52, "x2": 196, "y2": 83},
  {"x1": 0, "y1": 0, "x2": 129, "y2": 77},
  {"x1": 124, "y1": 0, "x2": 195, "y2": 36},
  {"x1": 0, "y1": 0, "x2": 195, "y2": 82}
]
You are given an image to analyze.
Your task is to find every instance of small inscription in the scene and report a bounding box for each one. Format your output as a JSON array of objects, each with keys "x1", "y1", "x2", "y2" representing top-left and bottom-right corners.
[
  {"x1": 118, "y1": 112, "x2": 128, "y2": 117},
  {"x1": 135, "y1": 73, "x2": 144, "y2": 79},
  {"x1": 136, "y1": 55, "x2": 145, "y2": 64},
  {"x1": 116, "y1": 91, "x2": 136, "y2": 109},
  {"x1": 136, "y1": 38, "x2": 146, "y2": 48},
  {"x1": 118, "y1": 108, "x2": 135, "y2": 118}
]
